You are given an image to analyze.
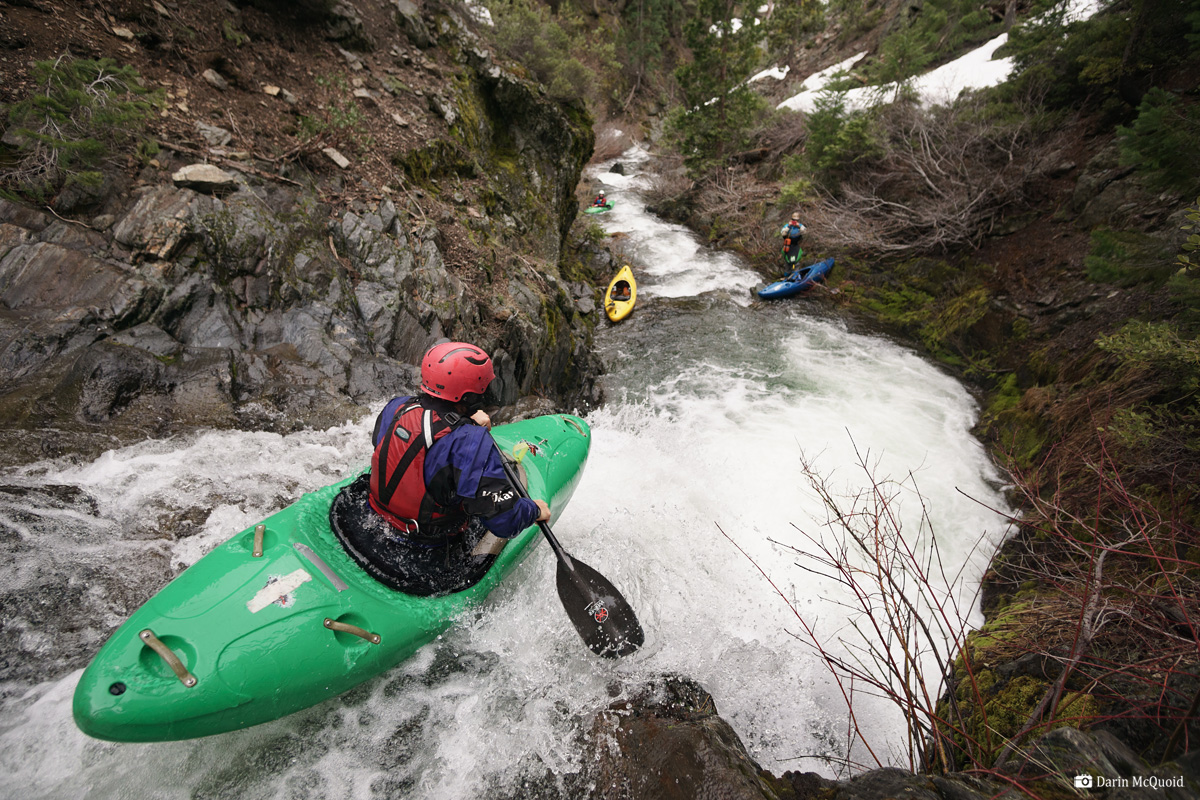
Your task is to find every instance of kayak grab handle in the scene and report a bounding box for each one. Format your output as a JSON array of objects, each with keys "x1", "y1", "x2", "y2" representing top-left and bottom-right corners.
[
  {"x1": 324, "y1": 618, "x2": 381, "y2": 645},
  {"x1": 560, "y1": 416, "x2": 587, "y2": 436},
  {"x1": 139, "y1": 629, "x2": 197, "y2": 687},
  {"x1": 253, "y1": 524, "x2": 265, "y2": 558}
]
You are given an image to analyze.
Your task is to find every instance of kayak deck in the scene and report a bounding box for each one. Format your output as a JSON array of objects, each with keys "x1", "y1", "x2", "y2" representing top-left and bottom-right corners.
[{"x1": 72, "y1": 414, "x2": 591, "y2": 742}]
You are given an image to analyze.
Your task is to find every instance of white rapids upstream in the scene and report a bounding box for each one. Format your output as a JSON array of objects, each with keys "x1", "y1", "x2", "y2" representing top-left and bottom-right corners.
[{"x1": 0, "y1": 148, "x2": 1011, "y2": 799}]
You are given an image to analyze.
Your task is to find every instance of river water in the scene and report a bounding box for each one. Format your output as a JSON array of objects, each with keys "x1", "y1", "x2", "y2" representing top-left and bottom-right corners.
[{"x1": 0, "y1": 150, "x2": 1010, "y2": 798}]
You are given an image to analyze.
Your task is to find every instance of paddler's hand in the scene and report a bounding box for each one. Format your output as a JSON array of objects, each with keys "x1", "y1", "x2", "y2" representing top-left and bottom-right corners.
[
  {"x1": 471, "y1": 409, "x2": 492, "y2": 429},
  {"x1": 533, "y1": 499, "x2": 551, "y2": 522}
]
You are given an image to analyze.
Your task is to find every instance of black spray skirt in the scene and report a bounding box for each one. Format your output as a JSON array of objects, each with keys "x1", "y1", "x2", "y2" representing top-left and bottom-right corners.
[{"x1": 329, "y1": 474, "x2": 497, "y2": 597}]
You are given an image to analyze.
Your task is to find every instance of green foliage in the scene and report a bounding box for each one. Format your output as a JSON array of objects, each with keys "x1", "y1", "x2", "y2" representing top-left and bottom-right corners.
[
  {"x1": 829, "y1": 0, "x2": 884, "y2": 40},
  {"x1": 222, "y1": 19, "x2": 249, "y2": 46},
  {"x1": 800, "y1": 91, "x2": 883, "y2": 186},
  {"x1": 765, "y1": 0, "x2": 825, "y2": 61},
  {"x1": 298, "y1": 74, "x2": 372, "y2": 153},
  {"x1": 490, "y1": 0, "x2": 616, "y2": 106},
  {"x1": 1178, "y1": 196, "x2": 1200, "y2": 271},
  {"x1": 778, "y1": 176, "x2": 816, "y2": 206},
  {"x1": 1004, "y1": 0, "x2": 1200, "y2": 115},
  {"x1": 669, "y1": 0, "x2": 767, "y2": 174},
  {"x1": 1096, "y1": 320, "x2": 1200, "y2": 459},
  {"x1": 1170, "y1": 197, "x2": 1200, "y2": 317},
  {"x1": 1084, "y1": 228, "x2": 1175, "y2": 286},
  {"x1": 621, "y1": 0, "x2": 680, "y2": 82},
  {"x1": 1116, "y1": 88, "x2": 1200, "y2": 193},
  {"x1": 864, "y1": 15, "x2": 937, "y2": 94},
  {"x1": 2, "y1": 56, "x2": 161, "y2": 199},
  {"x1": 1098, "y1": 320, "x2": 1200, "y2": 387}
]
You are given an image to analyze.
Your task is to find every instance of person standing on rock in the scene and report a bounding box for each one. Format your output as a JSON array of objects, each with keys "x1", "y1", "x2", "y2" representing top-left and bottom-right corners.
[
  {"x1": 329, "y1": 341, "x2": 550, "y2": 596},
  {"x1": 780, "y1": 211, "x2": 807, "y2": 268}
]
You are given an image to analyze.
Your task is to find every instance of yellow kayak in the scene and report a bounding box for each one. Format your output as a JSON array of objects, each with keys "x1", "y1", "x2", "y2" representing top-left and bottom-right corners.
[{"x1": 604, "y1": 265, "x2": 637, "y2": 322}]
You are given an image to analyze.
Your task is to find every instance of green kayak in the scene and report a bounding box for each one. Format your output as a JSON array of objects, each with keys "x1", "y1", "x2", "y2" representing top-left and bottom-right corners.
[
  {"x1": 583, "y1": 201, "x2": 614, "y2": 214},
  {"x1": 73, "y1": 414, "x2": 592, "y2": 742}
]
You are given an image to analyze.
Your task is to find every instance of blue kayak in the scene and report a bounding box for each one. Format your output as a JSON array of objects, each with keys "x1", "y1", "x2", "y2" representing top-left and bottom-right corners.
[{"x1": 757, "y1": 257, "x2": 835, "y2": 300}]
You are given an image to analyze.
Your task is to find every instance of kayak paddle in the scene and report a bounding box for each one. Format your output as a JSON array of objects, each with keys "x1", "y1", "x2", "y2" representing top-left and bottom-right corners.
[{"x1": 495, "y1": 442, "x2": 644, "y2": 658}]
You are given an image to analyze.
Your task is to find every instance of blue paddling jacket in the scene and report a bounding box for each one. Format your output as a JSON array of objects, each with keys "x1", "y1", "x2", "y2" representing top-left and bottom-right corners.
[{"x1": 371, "y1": 395, "x2": 540, "y2": 539}]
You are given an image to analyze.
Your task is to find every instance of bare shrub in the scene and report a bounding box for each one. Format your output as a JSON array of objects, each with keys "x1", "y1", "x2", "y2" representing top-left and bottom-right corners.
[
  {"x1": 591, "y1": 120, "x2": 635, "y2": 164},
  {"x1": 804, "y1": 96, "x2": 1060, "y2": 254},
  {"x1": 719, "y1": 440, "x2": 1004, "y2": 775},
  {"x1": 757, "y1": 108, "x2": 809, "y2": 165},
  {"x1": 722, "y1": 428, "x2": 1200, "y2": 777},
  {"x1": 694, "y1": 169, "x2": 779, "y2": 250},
  {"x1": 641, "y1": 151, "x2": 692, "y2": 207},
  {"x1": 986, "y1": 438, "x2": 1200, "y2": 768}
]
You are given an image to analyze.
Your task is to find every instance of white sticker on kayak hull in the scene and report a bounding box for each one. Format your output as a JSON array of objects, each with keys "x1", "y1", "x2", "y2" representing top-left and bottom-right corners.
[{"x1": 247, "y1": 569, "x2": 312, "y2": 613}]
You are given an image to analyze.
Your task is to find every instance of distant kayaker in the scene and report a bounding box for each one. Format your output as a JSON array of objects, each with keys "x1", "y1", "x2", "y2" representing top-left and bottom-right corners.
[
  {"x1": 332, "y1": 341, "x2": 551, "y2": 596},
  {"x1": 780, "y1": 212, "x2": 806, "y2": 266},
  {"x1": 591, "y1": 189, "x2": 608, "y2": 207}
]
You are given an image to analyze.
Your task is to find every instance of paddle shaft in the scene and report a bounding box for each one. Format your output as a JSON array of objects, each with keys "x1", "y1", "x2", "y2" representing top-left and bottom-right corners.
[
  {"x1": 491, "y1": 437, "x2": 644, "y2": 657},
  {"x1": 493, "y1": 445, "x2": 574, "y2": 568}
]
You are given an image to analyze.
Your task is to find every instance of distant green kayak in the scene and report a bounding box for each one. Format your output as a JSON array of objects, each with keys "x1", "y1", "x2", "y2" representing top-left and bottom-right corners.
[
  {"x1": 583, "y1": 201, "x2": 614, "y2": 214},
  {"x1": 73, "y1": 414, "x2": 592, "y2": 742}
]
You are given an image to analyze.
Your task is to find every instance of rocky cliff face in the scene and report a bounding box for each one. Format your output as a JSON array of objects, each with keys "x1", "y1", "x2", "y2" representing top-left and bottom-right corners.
[{"x1": 0, "y1": 1, "x2": 604, "y2": 468}]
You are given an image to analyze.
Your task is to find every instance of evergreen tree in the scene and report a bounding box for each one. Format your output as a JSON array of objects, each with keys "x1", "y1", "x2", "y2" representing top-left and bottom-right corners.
[
  {"x1": 765, "y1": 0, "x2": 825, "y2": 64},
  {"x1": 622, "y1": 0, "x2": 678, "y2": 92},
  {"x1": 671, "y1": 0, "x2": 765, "y2": 173}
]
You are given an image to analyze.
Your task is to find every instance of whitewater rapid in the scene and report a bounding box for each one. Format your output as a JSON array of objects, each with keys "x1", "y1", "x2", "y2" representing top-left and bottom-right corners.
[{"x1": 0, "y1": 149, "x2": 1011, "y2": 799}]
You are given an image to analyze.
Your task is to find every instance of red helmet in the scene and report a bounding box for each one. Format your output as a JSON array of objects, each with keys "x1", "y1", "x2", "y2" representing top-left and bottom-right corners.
[{"x1": 420, "y1": 342, "x2": 495, "y2": 402}]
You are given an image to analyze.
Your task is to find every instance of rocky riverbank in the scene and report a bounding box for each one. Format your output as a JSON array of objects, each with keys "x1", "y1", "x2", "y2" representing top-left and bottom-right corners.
[{"x1": 0, "y1": 1, "x2": 608, "y2": 470}]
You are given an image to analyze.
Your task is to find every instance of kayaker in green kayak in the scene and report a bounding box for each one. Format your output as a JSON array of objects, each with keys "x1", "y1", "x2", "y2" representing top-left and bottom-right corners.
[
  {"x1": 590, "y1": 189, "x2": 608, "y2": 207},
  {"x1": 330, "y1": 342, "x2": 551, "y2": 597}
]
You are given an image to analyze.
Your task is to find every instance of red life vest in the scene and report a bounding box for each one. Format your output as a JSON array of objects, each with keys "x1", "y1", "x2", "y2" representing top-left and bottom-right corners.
[{"x1": 369, "y1": 399, "x2": 469, "y2": 540}]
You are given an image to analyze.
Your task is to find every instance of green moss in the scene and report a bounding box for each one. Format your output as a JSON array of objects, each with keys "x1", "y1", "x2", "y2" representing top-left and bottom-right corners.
[
  {"x1": 919, "y1": 285, "x2": 990, "y2": 356},
  {"x1": 395, "y1": 139, "x2": 478, "y2": 188},
  {"x1": 986, "y1": 373, "x2": 1022, "y2": 418}
]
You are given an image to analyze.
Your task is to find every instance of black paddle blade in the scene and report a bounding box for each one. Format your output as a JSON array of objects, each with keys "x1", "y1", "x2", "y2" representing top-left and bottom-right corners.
[{"x1": 556, "y1": 556, "x2": 644, "y2": 658}]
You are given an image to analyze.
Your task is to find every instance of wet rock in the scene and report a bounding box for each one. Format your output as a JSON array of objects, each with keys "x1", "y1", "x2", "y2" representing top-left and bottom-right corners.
[
  {"x1": 171, "y1": 164, "x2": 240, "y2": 195},
  {"x1": 834, "y1": 769, "x2": 941, "y2": 800},
  {"x1": 113, "y1": 186, "x2": 209, "y2": 260},
  {"x1": 0, "y1": 242, "x2": 153, "y2": 326},
  {"x1": 325, "y1": 0, "x2": 374, "y2": 51},
  {"x1": 59, "y1": 341, "x2": 166, "y2": 423},
  {"x1": 323, "y1": 147, "x2": 351, "y2": 169},
  {"x1": 999, "y1": 728, "x2": 1195, "y2": 799},
  {"x1": 0, "y1": 198, "x2": 50, "y2": 233},
  {"x1": 202, "y1": 68, "x2": 229, "y2": 91},
  {"x1": 490, "y1": 395, "x2": 558, "y2": 423},
  {"x1": 393, "y1": 0, "x2": 434, "y2": 48},
  {"x1": 345, "y1": 355, "x2": 418, "y2": 404},
  {"x1": 195, "y1": 122, "x2": 233, "y2": 147},
  {"x1": 109, "y1": 323, "x2": 184, "y2": 359},
  {"x1": 585, "y1": 674, "x2": 780, "y2": 800}
]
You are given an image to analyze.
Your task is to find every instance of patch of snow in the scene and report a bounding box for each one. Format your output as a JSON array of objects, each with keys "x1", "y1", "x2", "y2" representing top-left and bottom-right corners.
[
  {"x1": 749, "y1": 65, "x2": 790, "y2": 83},
  {"x1": 775, "y1": 0, "x2": 1102, "y2": 114},
  {"x1": 912, "y1": 33, "x2": 1012, "y2": 107},
  {"x1": 799, "y1": 50, "x2": 869, "y2": 92}
]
